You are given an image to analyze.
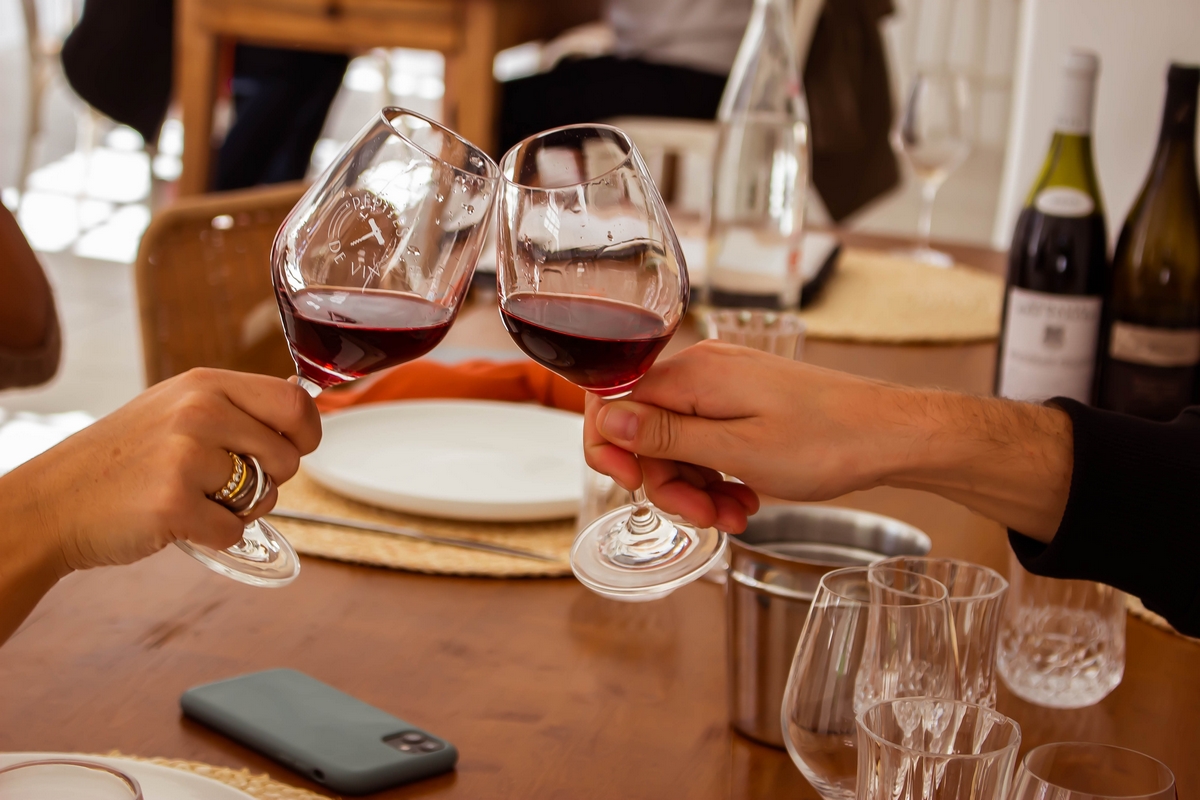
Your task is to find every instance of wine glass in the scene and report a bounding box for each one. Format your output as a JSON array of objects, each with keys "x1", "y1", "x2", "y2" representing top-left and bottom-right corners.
[
  {"x1": 875, "y1": 556, "x2": 1008, "y2": 707},
  {"x1": 495, "y1": 123, "x2": 724, "y2": 601},
  {"x1": 781, "y1": 566, "x2": 958, "y2": 800},
  {"x1": 1009, "y1": 743, "x2": 1177, "y2": 800},
  {"x1": 894, "y1": 70, "x2": 972, "y2": 267},
  {"x1": 174, "y1": 107, "x2": 498, "y2": 587}
]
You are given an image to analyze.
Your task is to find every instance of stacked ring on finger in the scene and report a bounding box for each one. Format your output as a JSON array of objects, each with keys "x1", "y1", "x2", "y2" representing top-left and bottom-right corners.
[{"x1": 210, "y1": 452, "x2": 274, "y2": 518}]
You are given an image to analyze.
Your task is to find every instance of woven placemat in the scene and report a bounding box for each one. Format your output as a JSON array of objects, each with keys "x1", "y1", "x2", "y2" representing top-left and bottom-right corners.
[
  {"x1": 797, "y1": 248, "x2": 1004, "y2": 343},
  {"x1": 272, "y1": 470, "x2": 573, "y2": 578},
  {"x1": 105, "y1": 753, "x2": 330, "y2": 799},
  {"x1": 1126, "y1": 595, "x2": 1200, "y2": 643}
]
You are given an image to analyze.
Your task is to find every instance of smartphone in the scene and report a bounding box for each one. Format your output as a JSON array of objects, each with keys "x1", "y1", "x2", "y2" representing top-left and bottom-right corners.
[{"x1": 181, "y1": 668, "x2": 457, "y2": 795}]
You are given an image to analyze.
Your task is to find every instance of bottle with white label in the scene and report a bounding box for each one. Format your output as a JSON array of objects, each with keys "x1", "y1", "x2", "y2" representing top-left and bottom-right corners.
[
  {"x1": 995, "y1": 51, "x2": 1107, "y2": 404},
  {"x1": 1097, "y1": 64, "x2": 1200, "y2": 421}
]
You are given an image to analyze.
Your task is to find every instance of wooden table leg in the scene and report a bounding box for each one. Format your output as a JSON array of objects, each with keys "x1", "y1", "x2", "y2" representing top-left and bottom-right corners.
[
  {"x1": 444, "y1": 0, "x2": 499, "y2": 156},
  {"x1": 176, "y1": 0, "x2": 218, "y2": 196}
]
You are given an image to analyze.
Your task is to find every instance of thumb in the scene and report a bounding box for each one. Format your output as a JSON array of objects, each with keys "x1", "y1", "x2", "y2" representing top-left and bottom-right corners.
[{"x1": 596, "y1": 400, "x2": 730, "y2": 467}]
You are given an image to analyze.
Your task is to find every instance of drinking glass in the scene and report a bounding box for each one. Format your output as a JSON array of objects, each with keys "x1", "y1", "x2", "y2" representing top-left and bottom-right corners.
[
  {"x1": 894, "y1": 70, "x2": 972, "y2": 267},
  {"x1": 705, "y1": 308, "x2": 807, "y2": 360},
  {"x1": 496, "y1": 123, "x2": 724, "y2": 601},
  {"x1": 781, "y1": 566, "x2": 959, "y2": 800},
  {"x1": 856, "y1": 698, "x2": 1021, "y2": 800},
  {"x1": 876, "y1": 556, "x2": 1008, "y2": 707},
  {"x1": 0, "y1": 759, "x2": 143, "y2": 799},
  {"x1": 997, "y1": 551, "x2": 1125, "y2": 708},
  {"x1": 175, "y1": 107, "x2": 498, "y2": 587},
  {"x1": 1010, "y1": 743, "x2": 1177, "y2": 800}
]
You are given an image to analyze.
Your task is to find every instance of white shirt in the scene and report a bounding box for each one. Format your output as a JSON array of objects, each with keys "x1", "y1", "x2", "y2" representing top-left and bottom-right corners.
[{"x1": 606, "y1": 0, "x2": 754, "y2": 76}]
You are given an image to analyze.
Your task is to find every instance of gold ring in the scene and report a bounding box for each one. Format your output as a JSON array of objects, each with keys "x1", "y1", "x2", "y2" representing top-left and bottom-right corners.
[{"x1": 211, "y1": 452, "x2": 249, "y2": 503}]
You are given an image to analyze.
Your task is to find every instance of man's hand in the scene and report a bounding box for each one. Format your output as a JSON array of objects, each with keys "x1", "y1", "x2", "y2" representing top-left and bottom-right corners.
[{"x1": 585, "y1": 340, "x2": 1073, "y2": 541}]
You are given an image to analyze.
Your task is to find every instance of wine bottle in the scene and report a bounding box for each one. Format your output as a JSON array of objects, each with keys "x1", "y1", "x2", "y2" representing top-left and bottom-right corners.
[
  {"x1": 707, "y1": 0, "x2": 810, "y2": 310},
  {"x1": 1097, "y1": 64, "x2": 1200, "y2": 420},
  {"x1": 995, "y1": 51, "x2": 1107, "y2": 404}
]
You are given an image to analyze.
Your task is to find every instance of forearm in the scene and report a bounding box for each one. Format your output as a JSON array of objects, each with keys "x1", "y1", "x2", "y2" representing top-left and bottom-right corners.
[
  {"x1": 0, "y1": 469, "x2": 69, "y2": 645},
  {"x1": 876, "y1": 388, "x2": 1073, "y2": 543}
]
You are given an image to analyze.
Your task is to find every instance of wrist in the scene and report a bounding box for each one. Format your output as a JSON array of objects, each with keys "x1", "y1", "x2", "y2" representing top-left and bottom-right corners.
[{"x1": 0, "y1": 462, "x2": 72, "y2": 582}]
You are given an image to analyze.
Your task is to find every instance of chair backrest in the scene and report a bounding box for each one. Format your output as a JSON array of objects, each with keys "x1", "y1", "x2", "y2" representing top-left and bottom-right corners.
[
  {"x1": 993, "y1": 0, "x2": 1200, "y2": 250},
  {"x1": 135, "y1": 182, "x2": 306, "y2": 385}
]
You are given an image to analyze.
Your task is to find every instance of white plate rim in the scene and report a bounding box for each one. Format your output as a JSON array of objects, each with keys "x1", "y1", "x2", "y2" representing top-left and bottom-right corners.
[
  {"x1": 0, "y1": 752, "x2": 257, "y2": 799},
  {"x1": 304, "y1": 399, "x2": 584, "y2": 522}
]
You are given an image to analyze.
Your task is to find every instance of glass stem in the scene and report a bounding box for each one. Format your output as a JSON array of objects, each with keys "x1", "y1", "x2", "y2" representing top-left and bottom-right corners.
[
  {"x1": 601, "y1": 473, "x2": 689, "y2": 567},
  {"x1": 296, "y1": 373, "x2": 324, "y2": 398},
  {"x1": 917, "y1": 179, "x2": 939, "y2": 250}
]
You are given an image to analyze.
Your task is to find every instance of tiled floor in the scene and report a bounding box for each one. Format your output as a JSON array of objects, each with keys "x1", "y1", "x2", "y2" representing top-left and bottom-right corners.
[{"x1": 0, "y1": 0, "x2": 1003, "y2": 421}]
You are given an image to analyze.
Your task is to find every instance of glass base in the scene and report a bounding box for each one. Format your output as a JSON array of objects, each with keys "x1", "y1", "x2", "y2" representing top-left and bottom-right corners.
[
  {"x1": 570, "y1": 505, "x2": 727, "y2": 601},
  {"x1": 892, "y1": 246, "x2": 955, "y2": 268},
  {"x1": 174, "y1": 518, "x2": 300, "y2": 587}
]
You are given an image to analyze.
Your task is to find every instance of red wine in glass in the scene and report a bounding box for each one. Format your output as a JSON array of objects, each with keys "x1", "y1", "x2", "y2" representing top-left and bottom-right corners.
[
  {"x1": 278, "y1": 287, "x2": 455, "y2": 388},
  {"x1": 500, "y1": 292, "x2": 675, "y2": 396}
]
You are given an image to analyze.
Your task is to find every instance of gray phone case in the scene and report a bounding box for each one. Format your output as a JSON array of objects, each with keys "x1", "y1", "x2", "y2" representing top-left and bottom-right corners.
[{"x1": 181, "y1": 668, "x2": 457, "y2": 795}]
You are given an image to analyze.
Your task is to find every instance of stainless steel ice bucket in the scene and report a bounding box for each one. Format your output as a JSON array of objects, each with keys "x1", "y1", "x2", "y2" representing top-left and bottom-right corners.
[{"x1": 726, "y1": 505, "x2": 932, "y2": 747}]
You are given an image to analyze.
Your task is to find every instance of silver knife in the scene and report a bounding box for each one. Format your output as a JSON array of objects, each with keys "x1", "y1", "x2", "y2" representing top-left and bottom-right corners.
[{"x1": 267, "y1": 508, "x2": 563, "y2": 563}]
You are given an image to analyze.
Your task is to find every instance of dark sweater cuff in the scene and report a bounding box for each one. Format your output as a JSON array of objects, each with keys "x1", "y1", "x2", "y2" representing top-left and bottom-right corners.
[{"x1": 1007, "y1": 399, "x2": 1200, "y2": 638}]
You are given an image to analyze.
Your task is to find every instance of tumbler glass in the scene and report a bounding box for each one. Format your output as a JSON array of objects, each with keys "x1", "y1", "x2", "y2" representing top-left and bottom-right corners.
[
  {"x1": 1009, "y1": 742, "x2": 1177, "y2": 800},
  {"x1": 876, "y1": 556, "x2": 1008, "y2": 707},
  {"x1": 781, "y1": 566, "x2": 958, "y2": 800},
  {"x1": 997, "y1": 551, "x2": 1125, "y2": 708},
  {"x1": 856, "y1": 698, "x2": 1021, "y2": 800},
  {"x1": 705, "y1": 308, "x2": 807, "y2": 360}
]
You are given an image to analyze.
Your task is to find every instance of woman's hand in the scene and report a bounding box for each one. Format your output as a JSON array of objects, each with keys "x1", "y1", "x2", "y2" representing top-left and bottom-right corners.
[
  {"x1": 584, "y1": 340, "x2": 1073, "y2": 541},
  {"x1": 3, "y1": 368, "x2": 322, "y2": 574}
]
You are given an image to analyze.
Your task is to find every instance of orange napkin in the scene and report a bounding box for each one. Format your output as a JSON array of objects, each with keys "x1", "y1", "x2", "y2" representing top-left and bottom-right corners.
[{"x1": 313, "y1": 359, "x2": 586, "y2": 414}]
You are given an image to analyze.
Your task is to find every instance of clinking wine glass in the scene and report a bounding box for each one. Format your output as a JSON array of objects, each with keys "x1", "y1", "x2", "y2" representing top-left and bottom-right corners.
[
  {"x1": 894, "y1": 70, "x2": 972, "y2": 267},
  {"x1": 174, "y1": 107, "x2": 498, "y2": 587},
  {"x1": 496, "y1": 123, "x2": 725, "y2": 601}
]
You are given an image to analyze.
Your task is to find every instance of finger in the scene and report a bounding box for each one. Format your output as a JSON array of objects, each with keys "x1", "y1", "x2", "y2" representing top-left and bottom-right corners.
[
  {"x1": 584, "y1": 393, "x2": 642, "y2": 491},
  {"x1": 178, "y1": 499, "x2": 248, "y2": 551},
  {"x1": 596, "y1": 400, "x2": 740, "y2": 469},
  {"x1": 237, "y1": 485, "x2": 278, "y2": 524},
  {"x1": 216, "y1": 405, "x2": 303, "y2": 485},
  {"x1": 710, "y1": 489, "x2": 750, "y2": 533},
  {"x1": 640, "y1": 457, "x2": 719, "y2": 529},
  {"x1": 710, "y1": 480, "x2": 761, "y2": 516},
  {"x1": 182, "y1": 369, "x2": 323, "y2": 454}
]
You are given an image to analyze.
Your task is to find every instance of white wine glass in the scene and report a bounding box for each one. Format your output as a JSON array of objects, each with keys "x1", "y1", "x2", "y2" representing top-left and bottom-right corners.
[{"x1": 894, "y1": 70, "x2": 972, "y2": 267}]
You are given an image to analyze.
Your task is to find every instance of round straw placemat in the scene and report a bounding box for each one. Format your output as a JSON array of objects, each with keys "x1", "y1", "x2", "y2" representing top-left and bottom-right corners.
[
  {"x1": 797, "y1": 248, "x2": 1004, "y2": 343},
  {"x1": 272, "y1": 470, "x2": 573, "y2": 578},
  {"x1": 1126, "y1": 595, "x2": 1200, "y2": 643},
  {"x1": 104, "y1": 753, "x2": 330, "y2": 799}
]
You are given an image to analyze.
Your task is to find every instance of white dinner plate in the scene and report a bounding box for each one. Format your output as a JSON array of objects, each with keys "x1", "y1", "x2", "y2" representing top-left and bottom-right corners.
[
  {"x1": 0, "y1": 753, "x2": 254, "y2": 800},
  {"x1": 304, "y1": 400, "x2": 584, "y2": 521}
]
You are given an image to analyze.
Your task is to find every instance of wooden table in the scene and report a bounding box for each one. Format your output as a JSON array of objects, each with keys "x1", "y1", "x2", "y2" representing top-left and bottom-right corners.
[
  {"x1": 174, "y1": 0, "x2": 592, "y2": 195},
  {"x1": 2, "y1": 236, "x2": 1197, "y2": 798}
]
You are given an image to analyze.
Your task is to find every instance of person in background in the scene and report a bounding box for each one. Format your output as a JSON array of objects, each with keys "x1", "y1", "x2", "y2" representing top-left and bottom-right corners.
[
  {"x1": 0, "y1": 206, "x2": 60, "y2": 390},
  {"x1": 583, "y1": 341, "x2": 1200, "y2": 637},
  {"x1": 60, "y1": 0, "x2": 346, "y2": 189}
]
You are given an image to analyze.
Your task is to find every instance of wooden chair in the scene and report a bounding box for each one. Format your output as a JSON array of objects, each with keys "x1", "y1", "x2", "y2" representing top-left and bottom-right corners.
[{"x1": 135, "y1": 182, "x2": 306, "y2": 385}]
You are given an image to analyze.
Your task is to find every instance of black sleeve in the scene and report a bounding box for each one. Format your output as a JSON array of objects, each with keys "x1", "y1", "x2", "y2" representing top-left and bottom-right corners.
[{"x1": 1008, "y1": 399, "x2": 1200, "y2": 637}]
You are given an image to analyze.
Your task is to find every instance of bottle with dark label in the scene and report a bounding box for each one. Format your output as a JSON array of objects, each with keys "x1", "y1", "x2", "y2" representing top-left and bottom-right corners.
[
  {"x1": 1097, "y1": 64, "x2": 1200, "y2": 420},
  {"x1": 995, "y1": 51, "x2": 1107, "y2": 404}
]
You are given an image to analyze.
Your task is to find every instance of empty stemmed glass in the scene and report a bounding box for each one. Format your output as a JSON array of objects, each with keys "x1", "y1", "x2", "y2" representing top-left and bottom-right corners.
[
  {"x1": 1009, "y1": 743, "x2": 1177, "y2": 800},
  {"x1": 781, "y1": 566, "x2": 959, "y2": 800},
  {"x1": 894, "y1": 70, "x2": 972, "y2": 267},
  {"x1": 496, "y1": 123, "x2": 725, "y2": 600},
  {"x1": 174, "y1": 107, "x2": 498, "y2": 587}
]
